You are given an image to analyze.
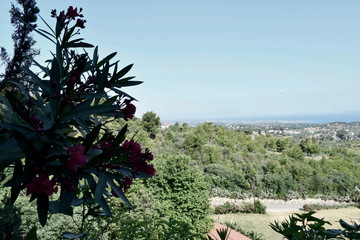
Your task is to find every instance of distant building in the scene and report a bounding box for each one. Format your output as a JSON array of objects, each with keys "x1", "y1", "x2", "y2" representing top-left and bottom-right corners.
[{"x1": 161, "y1": 123, "x2": 171, "y2": 130}]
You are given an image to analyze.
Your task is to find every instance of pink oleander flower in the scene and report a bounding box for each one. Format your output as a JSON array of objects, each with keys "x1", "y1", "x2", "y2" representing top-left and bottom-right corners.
[
  {"x1": 66, "y1": 144, "x2": 88, "y2": 172},
  {"x1": 26, "y1": 173, "x2": 58, "y2": 196},
  {"x1": 121, "y1": 99, "x2": 136, "y2": 120}
]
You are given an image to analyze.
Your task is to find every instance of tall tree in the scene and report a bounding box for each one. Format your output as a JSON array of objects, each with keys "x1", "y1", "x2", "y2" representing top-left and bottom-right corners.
[
  {"x1": 0, "y1": 0, "x2": 39, "y2": 88},
  {"x1": 141, "y1": 111, "x2": 161, "y2": 138}
]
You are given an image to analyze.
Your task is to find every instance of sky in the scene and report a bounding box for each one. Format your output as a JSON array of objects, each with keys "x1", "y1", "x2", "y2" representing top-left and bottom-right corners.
[{"x1": 1, "y1": 1, "x2": 360, "y2": 122}]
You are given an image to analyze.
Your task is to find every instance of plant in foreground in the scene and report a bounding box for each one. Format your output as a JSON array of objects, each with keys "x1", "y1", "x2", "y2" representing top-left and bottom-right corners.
[
  {"x1": 270, "y1": 211, "x2": 360, "y2": 240},
  {"x1": 0, "y1": 5, "x2": 155, "y2": 238}
]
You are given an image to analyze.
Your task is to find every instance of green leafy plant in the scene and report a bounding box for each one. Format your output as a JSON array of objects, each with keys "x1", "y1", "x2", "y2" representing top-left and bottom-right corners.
[
  {"x1": 0, "y1": 6, "x2": 155, "y2": 238},
  {"x1": 207, "y1": 227, "x2": 231, "y2": 240},
  {"x1": 224, "y1": 221, "x2": 265, "y2": 240},
  {"x1": 214, "y1": 200, "x2": 266, "y2": 214},
  {"x1": 270, "y1": 211, "x2": 360, "y2": 240}
]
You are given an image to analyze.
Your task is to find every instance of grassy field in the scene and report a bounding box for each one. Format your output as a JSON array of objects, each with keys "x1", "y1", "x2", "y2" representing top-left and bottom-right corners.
[{"x1": 213, "y1": 208, "x2": 360, "y2": 240}]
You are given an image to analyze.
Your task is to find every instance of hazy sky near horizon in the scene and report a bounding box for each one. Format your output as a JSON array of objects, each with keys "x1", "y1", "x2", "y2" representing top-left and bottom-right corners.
[{"x1": 1, "y1": 1, "x2": 359, "y2": 121}]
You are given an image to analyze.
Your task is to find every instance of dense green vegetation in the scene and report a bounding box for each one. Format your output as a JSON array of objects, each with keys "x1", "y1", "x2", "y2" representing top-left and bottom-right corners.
[{"x1": 128, "y1": 118, "x2": 360, "y2": 201}]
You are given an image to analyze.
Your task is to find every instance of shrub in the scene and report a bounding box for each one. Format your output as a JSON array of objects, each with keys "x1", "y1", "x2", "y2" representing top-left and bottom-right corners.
[{"x1": 214, "y1": 200, "x2": 266, "y2": 214}]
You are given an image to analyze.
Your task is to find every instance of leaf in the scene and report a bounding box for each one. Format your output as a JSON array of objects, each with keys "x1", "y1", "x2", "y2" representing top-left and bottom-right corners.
[
  {"x1": 31, "y1": 59, "x2": 51, "y2": 76},
  {"x1": 97, "y1": 62, "x2": 110, "y2": 92},
  {"x1": 110, "y1": 87, "x2": 138, "y2": 101},
  {"x1": 112, "y1": 124, "x2": 128, "y2": 147},
  {"x1": 37, "y1": 194, "x2": 49, "y2": 226},
  {"x1": 97, "y1": 52, "x2": 117, "y2": 68},
  {"x1": 339, "y1": 219, "x2": 358, "y2": 231},
  {"x1": 92, "y1": 46, "x2": 99, "y2": 67},
  {"x1": 12, "y1": 130, "x2": 44, "y2": 163},
  {"x1": 113, "y1": 64, "x2": 133, "y2": 80},
  {"x1": 61, "y1": 105, "x2": 119, "y2": 122},
  {"x1": 9, "y1": 81, "x2": 30, "y2": 99},
  {"x1": 34, "y1": 28, "x2": 56, "y2": 44},
  {"x1": 65, "y1": 42, "x2": 94, "y2": 48},
  {"x1": 38, "y1": 15, "x2": 56, "y2": 36},
  {"x1": 6, "y1": 168, "x2": 33, "y2": 187},
  {"x1": 24, "y1": 226, "x2": 38, "y2": 240},
  {"x1": 49, "y1": 200, "x2": 73, "y2": 216},
  {"x1": 97, "y1": 197, "x2": 112, "y2": 217},
  {"x1": 94, "y1": 172, "x2": 107, "y2": 203},
  {"x1": 83, "y1": 124, "x2": 102, "y2": 153},
  {"x1": 50, "y1": 58, "x2": 61, "y2": 96},
  {"x1": 26, "y1": 68, "x2": 50, "y2": 95},
  {"x1": 112, "y1": 80, "x2": 143, "y2": 88},
  {"x1": 108, "y1": 178, "x2": 133, "y2": 209},
  {"x1": 57, "y1": 183, "x2": 77, "y2": 215}
]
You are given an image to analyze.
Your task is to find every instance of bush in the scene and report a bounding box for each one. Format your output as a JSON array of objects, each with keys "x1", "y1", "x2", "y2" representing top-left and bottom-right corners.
[{"x1": 214, "y1": 200, "x2": 266, "y2": 214}]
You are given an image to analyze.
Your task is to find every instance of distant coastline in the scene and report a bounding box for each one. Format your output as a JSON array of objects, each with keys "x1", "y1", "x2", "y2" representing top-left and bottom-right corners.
[{"x1": 163, "y1": 112, "x2": 360, "y2": 125}]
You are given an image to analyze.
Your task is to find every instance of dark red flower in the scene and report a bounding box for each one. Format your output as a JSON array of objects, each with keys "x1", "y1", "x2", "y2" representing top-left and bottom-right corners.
[
  {"x1": 122, "y1": 140, "x2": 142, "y2": 154},
  {"x1": 75, "y1": 19, "x2": 86, "y2": 28},
  {"x1": 26, "y1": 173, "x2": 58, "y2": 196},
  {"x1": 66, "y1": 145, "x2": 88, "y2": 172},
  {"x1": 122, "y1": 140, "x2": 155, "y2": 176},
  {"x1": 121, "y1": 100, "x2": 136, "y2": 120},
  {"x1": 66, "y1": 6, "x2": 78, "y2": 19}
]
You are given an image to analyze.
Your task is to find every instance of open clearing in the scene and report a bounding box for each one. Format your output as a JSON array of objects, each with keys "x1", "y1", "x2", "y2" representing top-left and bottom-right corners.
[{"x1": 213, "y1": 208, "x2": 360, "y2": 240}]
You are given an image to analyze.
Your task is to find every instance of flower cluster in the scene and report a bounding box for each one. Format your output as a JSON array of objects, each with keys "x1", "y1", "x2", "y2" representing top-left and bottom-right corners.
[
  {"x1": 121, "y1": 99, "x2": 136, "y2": 121},
  {"x1": 66, "y1": 145, "x2": 88, "y2": 172},
  {"x1": 26, "y1": 173, "x2": 58, "y2": 197},
  {"x1": 51, "y1": 6, "x2": 86, "y2": 28},
  {"x1": 122, "y1": 140, "x2": 155, "y2": 177}
]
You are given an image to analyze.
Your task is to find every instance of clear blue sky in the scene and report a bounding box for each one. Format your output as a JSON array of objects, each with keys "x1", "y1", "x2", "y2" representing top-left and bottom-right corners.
[{"x1": 1, "y1": 1, "x2": 360, "y2": 121}]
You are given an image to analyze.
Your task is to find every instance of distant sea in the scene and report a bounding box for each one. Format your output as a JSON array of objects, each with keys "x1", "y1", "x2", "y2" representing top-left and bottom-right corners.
[{"x1": 165, "y1": 112, "x2": 360, "y2": 125}]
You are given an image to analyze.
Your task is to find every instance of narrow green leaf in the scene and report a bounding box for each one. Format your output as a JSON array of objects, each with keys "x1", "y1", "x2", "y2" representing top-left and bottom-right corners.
[
  {"x1": 112, "y1": 124, "x2": 128, "y2": 147},
  {"x1": 34, "y1": 29, "x2": 56, "y2": 44},
  {"x1": 38, "y1": 15, "x2": 56, "y2": 36},
  {"x1": 56, "y1": 41, "x2": 63, "y2": 71},
  {"x1": 93, "y1": 46, "x2": 99, "y2": 67},
  {"x1": 83, "y1": 124, "x2": 102, "y2": 153},
  {"x1": 32, "y1": 59, "x2": 51, "y2": 76},
  {"x1": 97, "y1": 62, "x2": 110, "y2": 92},
  {"x1": 50, "y1": 58, "x2": 61, "y2": 96},
  {"x1": 113, "y1": 64, "x2": 133, "y2": 80},
  {"x1": 37, "y1": 28, "x2": 56, "y2": 38},
  {"x1": 6, "y1": 168, "x2": 33, "y2": 187},
  {"x1": 65, "y1": 42, "x2": 94, "y2": 48},
  {"x1": 12, "y1": 130, "x2": 44, "y2": 163},
  {"x1": 339, "y1": 219, "x2": 357, "y2": 231},
  {"x1": 110, "y1": 87, "x2": 138, "y2": 101},
  {"x1": 94, "y1": 172, "x2": 107, "y2": 203},
  {"x1": 97, "y1": 197, "x2": 112, "y2": 217},
  {"x1": 9, "y1": 81, "x2": 30, "y2": 99},
  {"x1": 37, "y1": 194, "x2": 49, "y2": 226},
  {"x1": 26, "y1": 69, "x2": 50, "y2": 95},
  {"x1": 112, "y1": 80, "x2": 143, "y2": 88},
  {"x1": 108, "y1": 178, "x2": 133, "y2": 209},
  {"x1": 61, "y1": 105, "x2": 118, "y2": 122},
  {"x1": 97, "y1": 52, "x2": 117, "y2": 68}
]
